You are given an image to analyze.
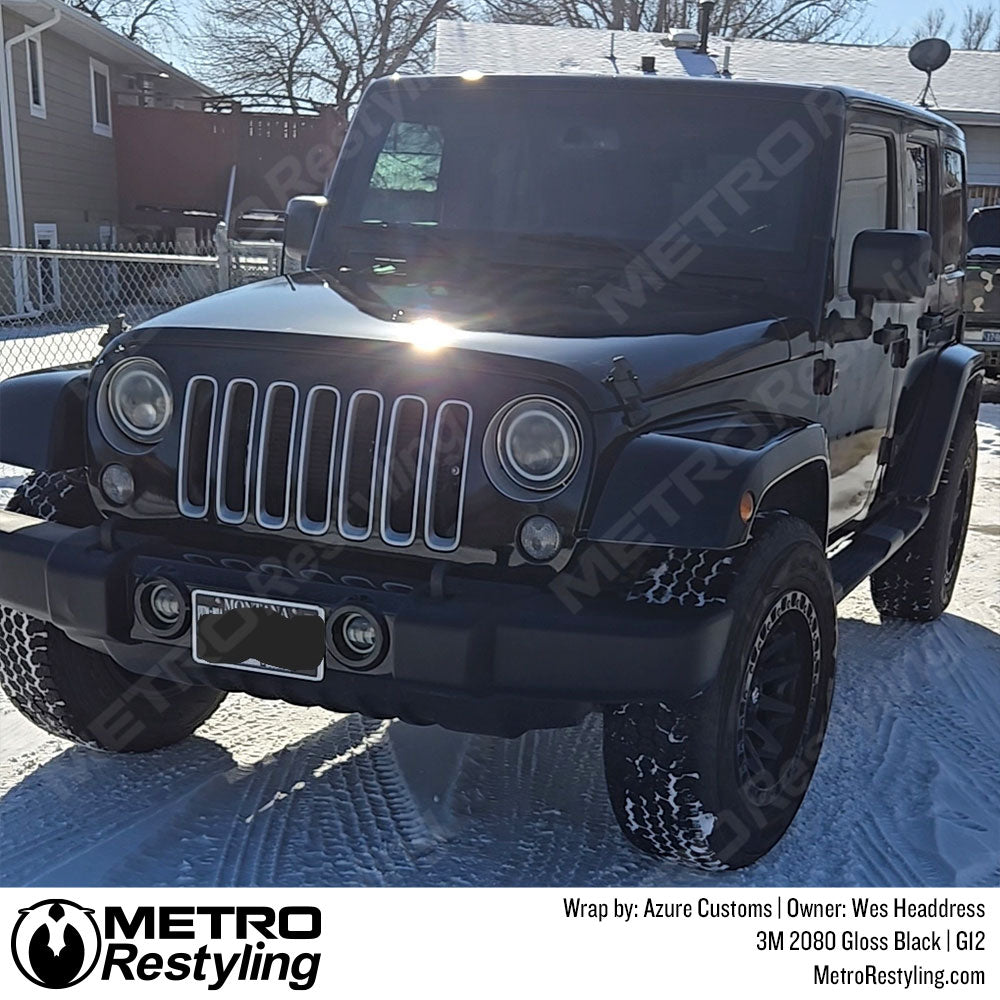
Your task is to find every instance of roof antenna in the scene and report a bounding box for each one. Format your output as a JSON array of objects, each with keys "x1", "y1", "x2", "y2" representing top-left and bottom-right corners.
[
  {"x1": 908, "y1": 37, "x2": 951, "y2": 108},
  {"x1": 607, "y1": 31, "x2": 620, "y2": 74}
]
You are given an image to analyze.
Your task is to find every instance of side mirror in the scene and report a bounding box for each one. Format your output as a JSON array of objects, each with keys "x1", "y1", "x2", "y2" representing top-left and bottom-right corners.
[
  {"x1": 849, "y1": 229, "x2": 933, "y2": 304},
  {"x1": 283, "y1": 195, "x2": 328, "y2": 271}
]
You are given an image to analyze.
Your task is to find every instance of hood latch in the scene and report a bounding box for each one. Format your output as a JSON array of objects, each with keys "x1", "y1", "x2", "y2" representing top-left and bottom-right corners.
[{"x1": 603, "y1": 355, "x2": 649, "y2": 428}]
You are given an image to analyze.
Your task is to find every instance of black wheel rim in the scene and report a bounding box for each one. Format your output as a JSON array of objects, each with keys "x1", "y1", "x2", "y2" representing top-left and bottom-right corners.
[
  {"x1": 737, "y1": 591, "x2": 822, "y2": 808},
  {"x1": 945, "y1": 463, "x2": 972, "y2": 587}
]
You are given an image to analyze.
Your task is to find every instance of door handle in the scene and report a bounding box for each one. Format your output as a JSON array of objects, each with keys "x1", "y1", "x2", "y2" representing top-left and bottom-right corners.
[{"x1": 873, "y1": 321, "x2": 907, "y2": 346}]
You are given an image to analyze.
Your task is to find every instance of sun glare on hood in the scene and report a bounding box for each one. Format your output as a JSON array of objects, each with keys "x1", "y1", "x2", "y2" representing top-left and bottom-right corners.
[{"x1": 407, "y1": 317, "x2": 454, "y2": 353}]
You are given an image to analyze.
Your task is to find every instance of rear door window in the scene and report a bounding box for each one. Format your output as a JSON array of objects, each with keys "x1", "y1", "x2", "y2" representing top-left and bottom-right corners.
[
  {"x1": 940, "y1": 149, "x2": 966, "y2": 269},
  {"x1": 904, "y1": 143, "x2": 932, "y2": 232}
]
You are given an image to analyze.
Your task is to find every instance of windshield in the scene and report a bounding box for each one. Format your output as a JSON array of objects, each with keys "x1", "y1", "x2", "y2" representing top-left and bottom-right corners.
[
  {"x1": 969, "y1": 207, "x2": 1000, "y2": 249},
  {"x1": 311, "y1": 79, "x2": 833, "y2": 335}
]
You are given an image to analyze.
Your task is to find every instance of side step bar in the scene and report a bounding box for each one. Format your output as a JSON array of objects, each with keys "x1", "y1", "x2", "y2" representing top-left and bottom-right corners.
[{"x1": 830, "y1": 500, "x2": 931, "y2": 603}]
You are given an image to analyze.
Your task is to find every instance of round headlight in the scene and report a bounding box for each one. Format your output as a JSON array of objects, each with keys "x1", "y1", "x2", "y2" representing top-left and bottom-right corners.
[
  {"x1": 106, "y1": 359, "x2": 173, "y2": 442},
  {"x1": 494, "y1": 397, "x2": 581, "y2": 494}
]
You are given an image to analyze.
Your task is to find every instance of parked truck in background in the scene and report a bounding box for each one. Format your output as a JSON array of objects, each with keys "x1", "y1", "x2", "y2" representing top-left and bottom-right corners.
[{"x1": 964, "y1": 205, "x2": 1000, "y2": 377}]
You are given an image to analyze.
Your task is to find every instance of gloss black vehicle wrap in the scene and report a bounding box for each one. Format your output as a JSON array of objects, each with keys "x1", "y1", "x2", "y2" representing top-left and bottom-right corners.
[{"x1": 0, "y1": 74, "x2": 985, "y2": 740}]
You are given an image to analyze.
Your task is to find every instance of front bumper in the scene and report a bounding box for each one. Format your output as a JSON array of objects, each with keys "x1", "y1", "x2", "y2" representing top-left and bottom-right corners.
[{"x1": 0, "y1": 510, "x2": 733, "y2": 735}]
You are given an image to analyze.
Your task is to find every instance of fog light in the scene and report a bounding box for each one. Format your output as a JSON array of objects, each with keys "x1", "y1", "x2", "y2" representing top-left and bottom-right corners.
[
  {"x1": 343, "y1": 614, "x2": 377, "y2": 656},
  {"x1": 135, "y1": 578, "x2": 187, "y2": 637},
  {"x1": 328, "y1": 606, "x2": 387, "y2": 671},
  {"x1": 518, "y1": 515, "x2": 561, "y2": 562},
  {"x1": 101, "y1": 463, "x2": 135, "y2": 505},
  {"x1": 150, "y1": 584, "x2": 182, "y2": 625}
]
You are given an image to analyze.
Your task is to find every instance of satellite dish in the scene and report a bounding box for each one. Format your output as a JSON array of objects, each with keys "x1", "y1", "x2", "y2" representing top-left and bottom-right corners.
[
  {"x1": 908, "y1": 37, "x2": 951, "y2": 74},
  {"x1": 908, "y1": 38, "x2": 951, "y2": 107}
]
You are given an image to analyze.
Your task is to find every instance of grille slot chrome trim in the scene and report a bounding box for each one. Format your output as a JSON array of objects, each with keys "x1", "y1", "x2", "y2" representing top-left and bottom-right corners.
[
  {"x1": 338, "y1": 390, "x2": 385, "y2": 541},
  {"x1": 177, "y1": 376, "x2": 472, "y2": 550},
  {"x1": 177, "y1": 375, "x2": 218, "y2": 519},
  {"x1": 215, "y1": 379, "x2": 258, "y2": 524},
  {"x1": 424, "y1": 399, "x2": 473, "y2": 553},
  {"x1": 296, "y1": 385, "x2": 342, "y2": 536},
  {"x1": 254, "y1": 381, "x2": 300, "y2": 530},
  {"x1": 380, "y1": 394, "x2": 428, "y2": 547}
]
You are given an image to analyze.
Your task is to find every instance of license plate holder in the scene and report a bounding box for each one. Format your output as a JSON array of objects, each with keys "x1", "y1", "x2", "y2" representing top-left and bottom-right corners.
[{"x1": 192, "y1": 590, "x2": 326, "y2": 681}]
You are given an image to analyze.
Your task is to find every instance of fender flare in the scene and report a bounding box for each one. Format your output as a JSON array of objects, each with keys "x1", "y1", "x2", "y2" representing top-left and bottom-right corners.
[
  {"x1": 0, "y1": 369, "x2": 89, "y2": 471},
  {"x1": 893, "y1": 344, "x2": 984, "y2": 499},
  {"x1": 587, "y1": 421, "x2": 829, "y2": 550}
]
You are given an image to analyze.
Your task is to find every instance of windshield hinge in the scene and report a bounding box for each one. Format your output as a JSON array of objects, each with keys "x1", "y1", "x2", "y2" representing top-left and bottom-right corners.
[
  {"x1": 98, "y1": 313, "x2": 128, "y2": 349},
  {"x1": 603, "y1": 356, "x2": 649, "y2": 428}
]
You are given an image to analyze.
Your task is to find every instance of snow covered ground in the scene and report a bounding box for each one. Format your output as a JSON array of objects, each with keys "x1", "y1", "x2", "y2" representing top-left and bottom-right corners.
[{"x1": 1, "y1": 408, "x2": 998, "y2": 888}]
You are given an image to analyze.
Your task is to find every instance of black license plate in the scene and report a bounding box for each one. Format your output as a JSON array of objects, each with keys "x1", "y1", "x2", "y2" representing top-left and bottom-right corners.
[{"x1": 192, "y1": 590, "x2": 326, "y2": 681}]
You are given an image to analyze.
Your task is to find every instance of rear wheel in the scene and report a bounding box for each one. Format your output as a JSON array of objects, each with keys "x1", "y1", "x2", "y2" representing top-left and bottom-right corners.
[
  {"x1": 0, "y1": 471, "x2": 226, "y2": 752},
  {"x1": 871, "y1": 405, "x2": 978, "y2": 621},
  {"x1": 603, "y1": 516, "x2": 837, "y2": 870}
]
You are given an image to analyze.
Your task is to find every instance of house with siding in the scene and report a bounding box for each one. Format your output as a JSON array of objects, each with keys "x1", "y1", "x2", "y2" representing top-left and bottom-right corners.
[
  {"x1": 0, "y1": 0, "x2": 215, "y2": 257},
  {"x1": 435, "y1": 20, "x2": 1000, "y2": 209}
]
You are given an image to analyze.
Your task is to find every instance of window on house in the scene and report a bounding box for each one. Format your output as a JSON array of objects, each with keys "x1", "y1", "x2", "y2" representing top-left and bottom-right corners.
[
  {"x1": 26, "y1": 37, "x2": 45, "y2": 117},
  {"x1": 90, "y1": 58, "x2": 112, "y2": 137}
]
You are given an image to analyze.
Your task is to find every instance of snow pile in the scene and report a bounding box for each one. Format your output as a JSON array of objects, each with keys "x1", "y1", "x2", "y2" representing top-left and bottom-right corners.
[{"x1": 0, "y1": 408, "x2": 998, "y2": 887}]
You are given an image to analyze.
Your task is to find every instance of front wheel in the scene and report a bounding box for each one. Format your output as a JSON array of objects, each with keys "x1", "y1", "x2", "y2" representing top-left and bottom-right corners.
[
  {"x1": 0, "y1": 471, "x2": 226, "y2": 752},
  {"x1": 603, "y1": 516, "x2": 837, "y2": 870}
]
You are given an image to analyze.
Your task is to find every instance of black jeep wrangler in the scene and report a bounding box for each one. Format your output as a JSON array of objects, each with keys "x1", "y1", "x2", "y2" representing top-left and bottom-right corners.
[{"x1": 0, "y1": 75, "x2": 983, "y2": 870}]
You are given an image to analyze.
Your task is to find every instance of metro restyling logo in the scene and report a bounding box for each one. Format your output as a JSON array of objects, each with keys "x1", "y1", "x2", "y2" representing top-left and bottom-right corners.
[
  {"x1": 12, "y1": 899, "x2": 102, "y2": 988},
  {"x1": 11, "y1": 902, "x2": 321, "y2": 990}
]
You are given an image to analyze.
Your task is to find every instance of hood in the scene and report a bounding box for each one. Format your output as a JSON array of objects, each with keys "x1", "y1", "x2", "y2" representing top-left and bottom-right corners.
[{"x1": 137, "y1": 272, "x2": 796, "y2": 411}]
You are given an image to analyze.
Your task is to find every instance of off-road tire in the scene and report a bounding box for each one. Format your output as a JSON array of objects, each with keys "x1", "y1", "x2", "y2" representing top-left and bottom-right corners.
[
  {"x1": 0, "y1": 471, "x2": 226, "y2": 752},
  {"x1": 604, "y1": 516, "x2": 837, "y2": 870},
  {"x1": 870, "y1": 406, "x2": 978, "y2": 622}
]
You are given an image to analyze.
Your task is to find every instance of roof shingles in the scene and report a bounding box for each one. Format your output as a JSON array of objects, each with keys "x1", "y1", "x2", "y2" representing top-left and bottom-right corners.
[{"x1": 435, "y1": 20, "x2": 1000, "y2": 118}]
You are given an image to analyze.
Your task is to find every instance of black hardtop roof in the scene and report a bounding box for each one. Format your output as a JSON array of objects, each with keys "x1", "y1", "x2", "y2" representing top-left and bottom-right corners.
[{"x1": 374, "y1": 73, "x2": 965, "y2": 143}]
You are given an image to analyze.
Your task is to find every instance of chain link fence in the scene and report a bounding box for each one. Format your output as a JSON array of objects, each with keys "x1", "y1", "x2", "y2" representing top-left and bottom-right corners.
[
  {"x1": 0, "y1": 230, "x2": 283, "y2": 483},
  {"x1": 0, "y1": 232, "x2": 283, "y2": 380}
]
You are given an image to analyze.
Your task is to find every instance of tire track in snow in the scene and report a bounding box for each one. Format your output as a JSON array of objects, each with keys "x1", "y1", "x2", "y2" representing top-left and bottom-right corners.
[{"x1": 1, "y1": 409, "x2": 998, "y2": 887}]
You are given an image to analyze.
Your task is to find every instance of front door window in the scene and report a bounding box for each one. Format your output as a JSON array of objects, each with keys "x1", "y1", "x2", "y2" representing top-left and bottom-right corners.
[{"x1": 824, "y1": 130, "x2": 898, "y2": 527}]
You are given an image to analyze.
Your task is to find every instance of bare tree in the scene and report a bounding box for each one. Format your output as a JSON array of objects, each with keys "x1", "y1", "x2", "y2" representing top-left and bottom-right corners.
[
  {"x1": 907, "y1": 6, "x2": 950, "y2": 43},
  {"x1": 479, "y1": 0, "x2": 872, "y2": 41},
  {"x1": 198, "y1": 0, "x2": 459, "y2": 113},
  {"x1": 958, "y1": 2, "x2": 996, "y2": 48},
  {"x1": 907, "y1": 2, "x2": 999, "y2": 49},
  {"x1": 69, "y1": 0, "x2": 180, "y2": 45}
]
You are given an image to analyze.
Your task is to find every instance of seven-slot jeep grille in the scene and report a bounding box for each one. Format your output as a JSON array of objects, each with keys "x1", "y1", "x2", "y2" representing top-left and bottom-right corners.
[{"x1": 177, "y1": 376, "x2": 473, "y2": 552}]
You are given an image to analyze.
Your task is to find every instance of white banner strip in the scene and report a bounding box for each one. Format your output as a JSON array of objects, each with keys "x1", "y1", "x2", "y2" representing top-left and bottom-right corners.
[{"x1": 2, "y1": 887, "x2": 994, "y2": 996}]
